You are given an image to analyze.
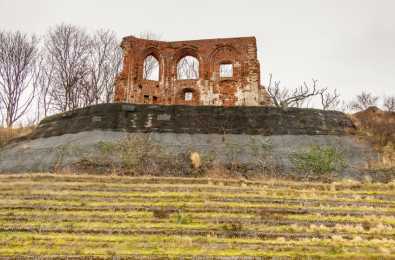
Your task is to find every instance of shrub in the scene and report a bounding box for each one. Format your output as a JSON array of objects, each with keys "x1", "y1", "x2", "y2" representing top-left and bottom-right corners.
[
  {"x1": 290, "y1": 145, "x2": 347, "y2": 175},
  {"x1": 95, "y1": 135, "x2": 195, "y2": 176},
  {"x1": 175, "y1": 210, "x2": 192, "y2": 225}
]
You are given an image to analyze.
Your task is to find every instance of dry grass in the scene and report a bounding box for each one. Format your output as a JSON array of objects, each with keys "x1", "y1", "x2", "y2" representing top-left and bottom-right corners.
[
  {"x1": 190, "y1": 152, "x2": 202, "y2": 169},
  {"x1": 352, "y1": 107, "x2": 395, "y2": 146},
  {"x1": 0, "y1": 127, "x2": 33, "y2": 147},
  {"x1": 351, "y1": 107, "x2": 395, "y2": 170}
]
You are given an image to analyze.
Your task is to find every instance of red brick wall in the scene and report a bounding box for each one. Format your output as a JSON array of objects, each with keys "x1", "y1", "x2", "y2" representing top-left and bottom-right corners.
[{"x1": 114, "y1": 36, "x2": 272, "y2": 106}]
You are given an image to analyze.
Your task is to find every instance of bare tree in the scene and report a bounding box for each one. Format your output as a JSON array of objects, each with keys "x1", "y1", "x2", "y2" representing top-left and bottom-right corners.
[
  {"x1": 34, "y1": 54, "x2": 55, "y2": 121},
  {"x1": 383, "y1": 96, "x2": 395, "y2": 112},
  {"x1": 0, "y1": 103, "x2": 3, "y2": 126},
  {"x1": 44, "y1": 24, "x2": 91, "y2": 112},
  {"x1": 339, "y1": 100, "x2": 352, "y2": 113},
  {"x1": 83, "y1": 29, "x2": 122, "y2": 105},
  {"x1": 350, "y1": 91, "x2": 379, "y2": 111},
  {"x1": 266, "y1": 74, "x2": 325, "y2": 109},
  {"x1": 265, "y1": 76, "x2": 288, "y2": 108},
  {"x1": 320, "y1": 88, "x2": 341, "y2": 110},
  {"x1": 0, "y1": 31, "x2": 38, "y2": 127}
]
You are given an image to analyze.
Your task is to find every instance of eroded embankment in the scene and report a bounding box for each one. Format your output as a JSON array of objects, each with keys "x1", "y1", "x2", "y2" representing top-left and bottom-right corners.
[{"x1": 0, "y1": 104, "x2": 381, "y2": 179}]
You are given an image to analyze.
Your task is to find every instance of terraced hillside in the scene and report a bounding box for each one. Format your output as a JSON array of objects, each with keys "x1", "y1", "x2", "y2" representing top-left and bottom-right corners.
[{"x1": 0, "y1": 174, "x2": 394, "y2": 258}]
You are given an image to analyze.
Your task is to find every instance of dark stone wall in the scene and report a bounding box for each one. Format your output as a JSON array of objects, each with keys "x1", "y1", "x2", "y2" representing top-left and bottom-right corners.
[{"x1": 25, "y1": 103, "x2": 355, "y2": 140}]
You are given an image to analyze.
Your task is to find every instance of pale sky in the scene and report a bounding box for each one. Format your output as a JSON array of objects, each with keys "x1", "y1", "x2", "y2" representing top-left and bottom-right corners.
[{"x1": 0, "y1": 0, "x2": 394, "y2": 104}]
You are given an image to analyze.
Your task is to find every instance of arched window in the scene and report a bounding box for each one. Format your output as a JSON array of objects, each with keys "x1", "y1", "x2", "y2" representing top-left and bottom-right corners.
[
  {"x1": 143, "y1": 55, "x2": 159, "y2": 81},
  {"x1": 177, "y1": 56, "x2": 199, "y2": 80}
]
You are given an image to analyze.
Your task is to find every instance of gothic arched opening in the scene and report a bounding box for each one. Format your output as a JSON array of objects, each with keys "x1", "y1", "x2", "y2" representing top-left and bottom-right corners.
[
  {"x1": 177, "y1": 56, "x2": 199, "y2": 80},
  {"x1": 143, "y1": 55, "x2": 160, "y2": 81}
]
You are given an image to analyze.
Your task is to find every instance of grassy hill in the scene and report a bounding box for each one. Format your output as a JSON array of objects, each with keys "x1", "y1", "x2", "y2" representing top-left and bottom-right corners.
[{"x1": 0, "y1": 174, "x2": 394, "y2": 258}]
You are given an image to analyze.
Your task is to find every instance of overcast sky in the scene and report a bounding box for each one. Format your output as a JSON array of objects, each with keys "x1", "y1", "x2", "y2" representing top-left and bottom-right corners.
[{"x1": 0, "y1": 0, "x2": 394, "y2": 104}]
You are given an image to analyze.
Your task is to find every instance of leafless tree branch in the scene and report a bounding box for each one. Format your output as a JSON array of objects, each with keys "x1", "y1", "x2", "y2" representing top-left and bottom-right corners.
[
  {"x1": 83, "y1": 29, "x2": 122, "y2": 105},
  {"x1": 349, "y1": 91, "x2": 379, "y2": 111},
  {"x1": 177, "y1": 56, "x2": 199, "y2": 80},
  {"x1": 43, "y1": 24, "x2": 91, "y2": 112},
  {"x1": 320, "y1": 88, "x2": 341, "y2": 110},
  {"x1": 0, "y1": 30, "x2": 38, "y2": 127},
  {"x1": 266, "y1": 73, "x2": 325, "y2": 109},
  {"x1": 383, "y1": 96, "x2": 395, "y2": 112},
  {"x1": 143, "y1": 55, "x2": 159, "y2": 80}
]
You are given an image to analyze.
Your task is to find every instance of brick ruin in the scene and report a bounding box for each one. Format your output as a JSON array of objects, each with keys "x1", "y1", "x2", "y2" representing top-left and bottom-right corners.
[{"x1": 114, "y1": 36, "x2": 272, "y2": 106}]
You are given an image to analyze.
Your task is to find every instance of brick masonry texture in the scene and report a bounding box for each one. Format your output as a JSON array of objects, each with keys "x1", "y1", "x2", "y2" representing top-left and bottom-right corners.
[
  {"x1": 114, "y1": 36, "x2": 272, "y2": 106},
  {"x1": 25, "y1": 103, "x2": 355, "y2": 140}
]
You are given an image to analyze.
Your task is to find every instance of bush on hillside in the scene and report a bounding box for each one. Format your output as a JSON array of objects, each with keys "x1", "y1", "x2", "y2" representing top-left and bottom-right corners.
[
  {"x1": 351, "y1": 107, "x2": 395, "y2": 170},
  {"x1": 290, "y1": 145, "x2": 347, "y2": 175},
  {"x1": 352, "y1": 107, "x2": 395, "y2": 147}
]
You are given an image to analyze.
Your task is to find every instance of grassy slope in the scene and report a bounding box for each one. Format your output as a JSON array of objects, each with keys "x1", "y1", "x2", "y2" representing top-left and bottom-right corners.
[{"x1": 0, "y1": 174, "x2": 394, "y2": 258}]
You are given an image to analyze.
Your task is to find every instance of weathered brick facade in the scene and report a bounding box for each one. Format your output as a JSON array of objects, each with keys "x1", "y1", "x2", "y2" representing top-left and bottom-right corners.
[{"x1": 114, "y1": 36, "x2": 272, "y2": 106}]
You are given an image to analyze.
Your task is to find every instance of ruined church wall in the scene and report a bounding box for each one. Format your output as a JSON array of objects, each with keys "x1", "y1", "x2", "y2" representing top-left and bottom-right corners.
[{"x1": 114, "y1": 36, "x2": 271, "y2": 106}]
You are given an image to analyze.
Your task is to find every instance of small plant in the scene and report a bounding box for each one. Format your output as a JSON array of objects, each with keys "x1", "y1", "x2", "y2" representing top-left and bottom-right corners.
[
  {"x1": 65, "y1": 223, "x2": 75, "y2": 232},
  {"x1": 97, "y1": 141, "x2": 116, "y2": 154},
  {"x1": 290, "y1": 145, "x2": 347, "y2": 175},
  {"x1": 175, "y1": 210, "x2": 192, "y2": 225}
]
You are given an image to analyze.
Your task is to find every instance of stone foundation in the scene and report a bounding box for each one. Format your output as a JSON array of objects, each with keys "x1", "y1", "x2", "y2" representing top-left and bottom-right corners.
[{"x1": 25, "y1": 103, "x2": 354, "y2": 140}]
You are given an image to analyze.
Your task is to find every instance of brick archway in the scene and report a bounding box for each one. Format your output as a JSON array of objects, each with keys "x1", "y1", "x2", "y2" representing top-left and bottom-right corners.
[
  {"x1": 172, "y1": 47, "x2": 203, "y2": 80},
  {"x1": 140, "y1": 47, "x2": 163, "y2": 81}
]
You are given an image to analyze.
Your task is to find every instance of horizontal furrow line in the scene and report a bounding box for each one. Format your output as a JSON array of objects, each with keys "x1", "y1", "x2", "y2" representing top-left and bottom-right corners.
[
  {"x1": 1, "y1": 205, "x2": 394, "y2": 217},
  {"x1": 1, "y1": 174, "x2": 392, "y2": 191},
  {"x1": 0, "y1": 193, "x2": 393, "y2": 208},
  {"x1": 1, "y1": 227, "x2": 394, "y2": 240}
]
